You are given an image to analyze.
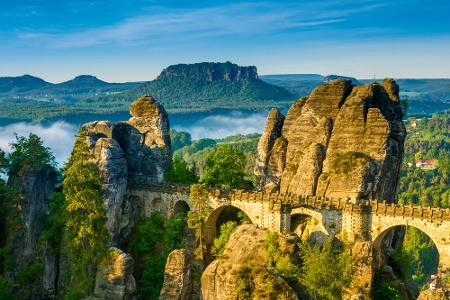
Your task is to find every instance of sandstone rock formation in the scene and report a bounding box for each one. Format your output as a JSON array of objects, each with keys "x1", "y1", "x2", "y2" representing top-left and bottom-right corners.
[
  {"x1": 254, "y1": 108, "x2": 285, "y2": 190},
  {"x1": 201, "y1": 224, "x2": 298, "y2": 300},
  {"x1": 6, "y1": 166, "x2": 58, "y2": 298},
  {"x1": 158, "y1": 61, "x2": 259, "y2": 82},
  {"x1": 418, "y1": 288, "x2": 450, "y2": 300},
  {"x1": 255, "y1": 79, "x2": 405, "y2": 202},
  {"x1": 79, "y1": 95, "x2": 172, "y2": 244},
  {"x1": 160, "y1": 249, "x2": 193, "y2": 300},
  {"x1": 93, "y1": 247, "x2": 136, "y2": 300}
]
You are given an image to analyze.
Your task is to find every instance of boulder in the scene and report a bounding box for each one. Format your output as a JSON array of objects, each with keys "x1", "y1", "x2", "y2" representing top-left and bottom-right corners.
[
  {"x1": 93, "y1": 247, "x2": 136, "y2": 300},
  {"x1": 160, "y1": 249, "x2": 192, "y2": 300},
  {"x1": 418, "y1": 288, "x2": 449, "y2": 300},
  {"x1": 201, "y1": 224, "x2": 298, "y2": 300}
]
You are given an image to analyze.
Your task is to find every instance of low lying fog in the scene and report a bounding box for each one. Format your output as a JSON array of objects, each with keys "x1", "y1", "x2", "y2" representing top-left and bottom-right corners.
[
  {"x1": 0, "y1": 121, "x2": 77, "y2": 166},
  {"x1": 173, "y1": 111, "x2": 267, "y2": 140},
  {"x1": 0, "y1": 111, "x2": 268, "y2": 166}
]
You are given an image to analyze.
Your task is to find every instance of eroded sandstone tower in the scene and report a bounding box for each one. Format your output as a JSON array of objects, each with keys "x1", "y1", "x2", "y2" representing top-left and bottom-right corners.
[
  {"x1": 79, "y1": 95, "x2": 172, "y2": 244},
  {"x1": 255, "y1": 79, "x2": 406, "y2": 202}
]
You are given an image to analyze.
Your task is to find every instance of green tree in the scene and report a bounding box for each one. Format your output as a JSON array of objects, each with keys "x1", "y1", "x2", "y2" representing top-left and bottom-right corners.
[
  {"x1": 170, "y1": 129, "x2": 192, "y2": 151},
  {"x1": 63, "y1": 132, "x2": 108, "y2": 298},
  {"x1": 401, "y1": 95, "x2": 409, "y2": 116},
  {"x1": 40, "y1": 192, "x2": 66, "y2": 251},
  {"x1": 127, "y1": 211, "x2": 187, "y2": 300},
  {"x1": 211, "y1": 221, "x2": 238, "y2": 257},
  {"x1": 164, "y1": 214, "x2": 186, "y2": 253},
  {"x1": 200, "y1": 145, "x2": 253, "y2": 189},
  {"x1": 165, "y1": 156, "x2": 198, "y2": 184},
  {"x1": 0, "y1": 150, "x2": 7, "y2": 175},
  {"x1": 297, "y1": 240, "x2": 352, "y2": 300},
  {"x1": 0, "y1": 276, "x2": 15, "y2": 300},
  {"x1": 7, "y1": 133, "x2": 55, "y2": 175}
]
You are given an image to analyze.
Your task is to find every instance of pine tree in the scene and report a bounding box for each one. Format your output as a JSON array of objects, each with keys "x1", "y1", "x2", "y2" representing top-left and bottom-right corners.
[{"x1": 63, "y1": 132, "x2": 108, "y2": 298}]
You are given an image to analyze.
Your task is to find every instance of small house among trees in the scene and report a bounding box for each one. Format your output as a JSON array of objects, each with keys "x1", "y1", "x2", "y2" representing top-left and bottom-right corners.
[{"x1": 415, "y1": 159, "x2": 437, "y2": 170}]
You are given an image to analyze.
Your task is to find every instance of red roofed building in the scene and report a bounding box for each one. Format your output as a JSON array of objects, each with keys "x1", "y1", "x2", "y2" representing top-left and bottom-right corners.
[{"x1": 415, "y1": 159, "x2": 437, "y2": 170}]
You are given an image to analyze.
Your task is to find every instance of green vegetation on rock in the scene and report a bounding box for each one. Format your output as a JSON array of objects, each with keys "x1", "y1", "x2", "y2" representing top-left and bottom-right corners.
[
  {"x1": 128, "y1": 211, "x2": 187, "y2": 300},
  {"x1": 63, "y1": 132, "x2": 109, "y2": 299},
  {"x1": 211, "y1": 221, "x2": 238, "y2": 257},
  {"x1": 399, "y1": 113, "x2": 449, "y2": 207},
  {"x1": 331, "y1": 151, "x2": 371, "y2": 175},
  {"x1": 297, "y1": 240, "x2": 352, "y2": 300},
  {"x1": 200, "y1": 144, "x2": 253, "y2": 189},
  {"x1": 7, "y1": 133, "x2": 56, "y2": 176}
]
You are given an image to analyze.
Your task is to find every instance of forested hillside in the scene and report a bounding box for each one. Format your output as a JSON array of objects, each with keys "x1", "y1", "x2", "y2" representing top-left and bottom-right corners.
[
  {"x1": 398, "y1": 113, "x2": 449, "y2": 207},
  {"x1": 0, "y1": 62, "x2": 294, "y2": 123}
]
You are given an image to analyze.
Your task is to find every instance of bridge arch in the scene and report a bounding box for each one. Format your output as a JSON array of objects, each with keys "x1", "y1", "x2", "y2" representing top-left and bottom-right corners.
[
  {"x1": 370, "y1": 215, "x2": 450, "y2": 273},
  {"x1": 172, "y1": 200, "x2": 190, "y2": 216},
  {"x1": 371, "y1": 223, "x2": 441, "y2": 296},
  {"x1": 289, "y1": 207, "x2": 342, "y2": 245},
  {"x1": 203, "y1": 204, "x2": 256, "y2": 251}
]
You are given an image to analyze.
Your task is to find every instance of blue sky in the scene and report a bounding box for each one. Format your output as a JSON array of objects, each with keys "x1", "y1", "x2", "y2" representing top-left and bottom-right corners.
[{"x1": 1, "y1": 0, "x2": 450, "y2": 82}]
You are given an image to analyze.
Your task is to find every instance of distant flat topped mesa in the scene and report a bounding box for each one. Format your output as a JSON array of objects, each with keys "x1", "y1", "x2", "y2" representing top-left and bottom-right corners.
[
  {"x1": 255, "y1": 78, "x2": 406, "y2": 203},
  {"x1": 157, "y1": 61, "x2": 259, "y2": 82}
]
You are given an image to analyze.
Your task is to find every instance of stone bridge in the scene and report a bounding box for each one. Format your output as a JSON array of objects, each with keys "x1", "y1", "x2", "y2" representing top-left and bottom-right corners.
[{"x1": 129, "y1": 184, "x2": 450, "y2": 296}]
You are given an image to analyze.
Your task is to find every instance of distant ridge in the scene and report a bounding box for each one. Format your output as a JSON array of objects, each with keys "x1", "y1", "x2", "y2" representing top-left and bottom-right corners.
[
  {"x1": 101, "y1": 61, "x2": 294, "y2": 110},
  {"x1": 0, "y1": 75, "x2": 50, "y2": 93},
  {"x1": 57, "y1": 75, "x2": 110, "y2": 88}
]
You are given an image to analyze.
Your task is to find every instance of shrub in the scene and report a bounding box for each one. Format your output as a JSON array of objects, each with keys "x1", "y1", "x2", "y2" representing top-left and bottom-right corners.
[
  {"x1": 373, "y1": 282, "x2": 402, "y2": 300},
  {"x1": 7, "y1": 133, "x2": 56, "y2": 175},
  {"x1": 211, "y1": 221, "x2": 238, "y2": 257},
  {"x1": 297, "y1": 240, "x2": 352, "y2": 300},
  {"x1": 0, "y1": 276, "x2": 15, "y2": 300},
  {"x1": 200, "y1": 145, "x2": 253, "y2": 189},
  {"x1": 331, "y1": 152, "x2": 371, "y2": 175}
]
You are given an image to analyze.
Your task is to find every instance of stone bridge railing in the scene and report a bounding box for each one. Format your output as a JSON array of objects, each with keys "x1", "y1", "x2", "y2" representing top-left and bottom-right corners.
[{"x1": 209, "y1": 188, "x2": 450, "y2": 222}]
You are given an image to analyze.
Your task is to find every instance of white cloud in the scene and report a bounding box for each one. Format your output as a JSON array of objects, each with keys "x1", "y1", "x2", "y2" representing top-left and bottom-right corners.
[
  {"x1": 0, "y1": 121, "x2": 77, "y2": 166},
  {"x1": 16, "y1": 2, "x2": 386, "y2": 48},
  {"x1": 174, "y1": 111, "x2": 268, "y2": 140}
]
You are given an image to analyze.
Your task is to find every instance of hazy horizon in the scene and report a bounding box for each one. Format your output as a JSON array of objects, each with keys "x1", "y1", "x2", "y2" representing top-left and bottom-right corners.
[{"x1": 4, "y1": 69, "x2": 450, "y2": 85}]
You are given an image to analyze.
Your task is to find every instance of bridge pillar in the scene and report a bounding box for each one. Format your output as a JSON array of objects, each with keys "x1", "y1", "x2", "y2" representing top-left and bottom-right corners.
[
  {"x1": 342, "y1": 205, "x2": 373, "y2": 299},
  {"x1": 280, "y1": 204, "x2": 291, "y2": 234}
]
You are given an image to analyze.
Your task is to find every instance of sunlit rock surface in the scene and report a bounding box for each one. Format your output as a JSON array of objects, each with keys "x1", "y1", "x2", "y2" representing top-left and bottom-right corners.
[
  {"x1": 79, "y1": 95, "x2": 172, "y2": 244},
  {"x1": 201, "y1": 224, "x2": 298, "y2": 300},
  {"x1": 255, "y1": 79, "x2": 405, "y2": 202}
]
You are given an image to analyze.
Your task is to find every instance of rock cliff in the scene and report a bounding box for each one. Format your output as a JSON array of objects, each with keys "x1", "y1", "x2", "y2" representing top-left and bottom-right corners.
[
  {"x1": 160, "y1": 249, "x2": 193, "y2": 300},
  {"x1": 79, "y1": 95, "x2": 172, "y2": 244},
  {"x1": 255, "y1": 79, "x2": 406, "y2": 202},
  {"x1": 158, "y1": 61, "x2": 259, "y2": 82},
  {"x1": 6, "y1": 166, "x2": 58, "y2": 299},
  {"x1": 92, "y1": 247, "x2": 136, "y2": 300}
]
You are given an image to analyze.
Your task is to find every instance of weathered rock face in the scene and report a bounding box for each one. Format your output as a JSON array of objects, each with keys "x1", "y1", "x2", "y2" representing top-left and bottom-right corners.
[
  {"x1": 93, "y1": 247, "x2": 136, "y2": 300},
  {"x1": 254, "y1": 108, "x2": 285, "y2": 189},
  {"x1": 6, "y1": 167, "x2": 58, "y2": 298},
  {"x1": 418, "y1": 288, "x2": 450, "y2": 300},
  {"x1": 158, "y1": 62, "x2": 259, "y2": 82},
  {"x1": 79, "y1": 96, "x2": 172, "y2": 244},
  {"x1": 160, "y1": 249, "x2": 192, "y2": 300},
  {"x1": 201, "y1": 224, "x2": 298, "y2": 300},
  {"x1": 255, "y1": 79, "x2": 405, "y2": 202},
  {"x1": 115, "y1": 95, "x2": 172, "y2": 185},
  {"x1": 7, "y1": 167, "x2": 58, "y2": 257}
]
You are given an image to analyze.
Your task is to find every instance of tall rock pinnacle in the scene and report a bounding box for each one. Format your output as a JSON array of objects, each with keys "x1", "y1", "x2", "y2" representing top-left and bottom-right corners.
[{"x1": 255, "y1": 79, "x2": 406, "y2": 202}]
